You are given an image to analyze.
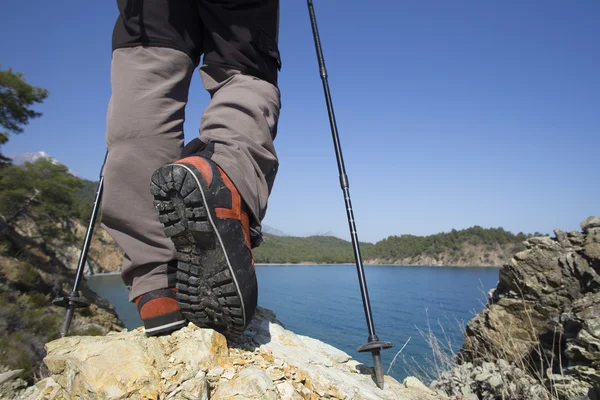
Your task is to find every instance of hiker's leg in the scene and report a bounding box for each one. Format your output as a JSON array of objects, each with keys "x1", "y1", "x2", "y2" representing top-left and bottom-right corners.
[
  {"x1": 190, "y1": 0, "x2": 282, "y2": 240},
  {"x1": 101, "y1": 0, "x2": 202, "y2": 301}
]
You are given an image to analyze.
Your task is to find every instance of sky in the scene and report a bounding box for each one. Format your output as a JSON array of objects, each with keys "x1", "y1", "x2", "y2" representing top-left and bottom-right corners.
[{"x1": 1, "y1": 0, "x2": 598, "y2": 243}]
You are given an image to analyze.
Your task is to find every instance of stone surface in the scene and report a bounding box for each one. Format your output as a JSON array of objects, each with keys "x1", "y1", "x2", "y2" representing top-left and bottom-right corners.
[
  {"x1": 207, "y1": 366, "x2": 224, "y2": 380},
  {"x1": 168, "y1": 372, "x2": 209, "y2": 400},
  {"x1": 21, "y1": 307, "x2": 440, "y2": 400},
  {"x1": 212, "y1": 366, "x2": 277, "y2": 400},
  {"x1": 455, "y1": 216, "x2": 600, "y2": 399},
  {"x1": 36, "y1": 325, "x2": 226, "y2": 399},
  {"x1": 0, "y1": 369, "x2": 24, "y2": 385},
  {"x1": 276, "y1": 381, "x2": 303, "y2": 400},
  {"x1": 0, "y1": 371, "x2": 28, "y2": 400},
  {"x1": 402, "y1": 376, "x2": 431, "y2": 392},
  {"x1": 18, "y1": 377, "x2": 69, "y2": 400},
  {"x1": 0, "y1": 249, "x2": 124, "y2": 387},
  {"x1": 431, "y1": 359, "x2": 548, "y2": 400},
  {"x1": 584, "y1": 227, "x2": 600, "y2": 262},
  {"x1": 581, "y1": 216, "x2": 600, "y2": 232}
]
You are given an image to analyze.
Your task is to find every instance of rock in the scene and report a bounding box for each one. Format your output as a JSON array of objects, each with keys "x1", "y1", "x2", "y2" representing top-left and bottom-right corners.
[
  {"x1": 41, "y1": 326, "x2": 227, "y2": 398},
  {"x1": 207, "y1": 366, "x2": 224, "y2": 381},
  {"x1": 0, "y1": 251, "x2": 124, "y2": 392},
  {"x1": 474, "y1": 371, "x2": 491, "y2": 382},
  {"x1": 276, "y1": 381, "x2": 303, "y2": 400},
  {"x1": 488, "y1": 373, "x2": 503, "y2": 388},
  {"x1": 0, "y1": 371, "x2": 28, "y2": 400},
  {"x1": 212, "y1": 366, "x2": 277, "y2": 400},
  {"x1": 431, "y1": 358, "x2": 547, "y2": 400},
  {"x1": 0, "y1": 369, "x2": 24, "y2": 385},
  {"x1": 168, "y1": 373, "x2": 209, "y2": 400},
  {"x1": 266, "y1": 366, "x2": 285, "y2": 381},
  {"x1": 555, "y1": 229, "x2": 570, "y2": 247},
  {"x1": 457, "y1": 217, "x2": 600, "y2": 398},
  {"x1": 526, "y1": 235, "x2": 558, "y2": 250},
  {"x1": 221, "y1": 368, "x2": 236, "y2": 380},
  {"x1": 584, "y1": 227, "x2": 600, "y2": 261},
  {"x1": 585, "y1": 318, "x2": 600, "y2": 339},
  {"x1": 569, "y1": 231, "x2": 586, "y2": 246},
  {"x1": 403, "y1": 376, "x2": 430, "y2": 392},
  {"x1": 581, "y1": 216, "x2": 600, "y2": 232},
  {"x1": 22, "y1": 307, "x2": 433, "y2": 400},
  {"x1": 21, "y1": 377, "x2": 69, "y2": 400}
]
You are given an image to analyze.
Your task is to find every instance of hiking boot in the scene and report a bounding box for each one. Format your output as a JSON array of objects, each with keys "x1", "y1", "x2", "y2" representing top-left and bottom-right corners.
[
  {"x1": 135, "y1": 288, "x2": 187, "y2": 336},
  {"x1": 149, "y1": 156, "x2": 257, "y2": 340}
]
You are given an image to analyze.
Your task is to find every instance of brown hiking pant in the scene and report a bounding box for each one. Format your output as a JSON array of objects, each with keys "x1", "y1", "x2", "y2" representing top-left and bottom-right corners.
[{"x1": 101, "y1": 0, "x2": 281, "y2": 301}]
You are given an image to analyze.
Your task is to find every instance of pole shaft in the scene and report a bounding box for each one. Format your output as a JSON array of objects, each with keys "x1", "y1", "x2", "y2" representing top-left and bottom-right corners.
[
  {"x1": 61, "y1": 152, "x2": 106, "y2": 337},
  {"x1": 307, "y1": 0, "x2": 377, "y2": 337},
  {"x1": 71, "y1": 176, "x2": 103, "y2": 293}
]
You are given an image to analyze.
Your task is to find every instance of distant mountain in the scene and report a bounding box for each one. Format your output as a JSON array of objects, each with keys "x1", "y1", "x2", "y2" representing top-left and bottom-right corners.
[
  {"x1": 262, "y1": 225, "x2": 287, "y2": 236},
  {"x1": 303, "y1": 230, "x2": 338, "y2": 238},
  {"x1": 262, "y1": 225, "x2": 343, "y2": 239},
  {"x1": 8, "y1": 151, "x2": 78, "y2": 177},
  {"x1": 9, "y1": 151, "x2": 55, "y2": 165},
  {"x1": 261, "y1": 225, "x2": 342, "y2": 239}
]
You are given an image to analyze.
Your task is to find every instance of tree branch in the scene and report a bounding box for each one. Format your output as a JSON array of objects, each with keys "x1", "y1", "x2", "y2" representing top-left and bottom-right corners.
[{"x1": 0, "y1": 187, "x2": 40, "y2": 235}]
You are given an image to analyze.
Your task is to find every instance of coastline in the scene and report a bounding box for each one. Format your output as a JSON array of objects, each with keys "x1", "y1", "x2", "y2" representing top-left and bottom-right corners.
[
  {"x1": 86, "y1": 263, "x2": 501, "y2": 276},
  {"x1": 257, "y1": 263, "x2": 501, "y2": 268}
]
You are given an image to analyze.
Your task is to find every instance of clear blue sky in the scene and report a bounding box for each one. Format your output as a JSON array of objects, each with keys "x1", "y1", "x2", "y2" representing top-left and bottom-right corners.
[{"x1": 1, "y1": 1, "x2": 598, "y2": 243}]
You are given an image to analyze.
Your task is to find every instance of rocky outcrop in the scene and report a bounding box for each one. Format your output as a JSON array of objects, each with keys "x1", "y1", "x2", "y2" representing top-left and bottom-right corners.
[
  {"x1": 0, "y1": 253, "x2": 124, "y2": 391},
  {"x1": 12, "y1": 214, "x2": 123, "y2": 275},
  {"x1": 58, "y1": 223, "x2": 123, "y2": 274},
  {"x1": 18, "y1": 307, "x2": 440, "y2": 400},
  {"x1": 0, "y1": 213, "x2": 125, "y2": 390},
  {"x1": 439, "y1": 216, "x2": 600, "y2": 399},
  {"x1": 430, "y1": 359, "x2": 548, "y2": 400}
]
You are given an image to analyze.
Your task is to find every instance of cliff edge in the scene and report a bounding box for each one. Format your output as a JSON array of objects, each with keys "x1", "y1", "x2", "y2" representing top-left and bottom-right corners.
[{"x1": 17, "y1": 307, "x2": 440, "y2": 400}]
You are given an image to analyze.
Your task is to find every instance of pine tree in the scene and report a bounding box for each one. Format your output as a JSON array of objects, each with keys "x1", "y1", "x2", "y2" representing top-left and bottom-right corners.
[
  {"x1": 0, "y1": 158, "x2": 87, "y2": 244},
  {"x1": 0, "y1": 66, "x2": 48, "y2": 165}
]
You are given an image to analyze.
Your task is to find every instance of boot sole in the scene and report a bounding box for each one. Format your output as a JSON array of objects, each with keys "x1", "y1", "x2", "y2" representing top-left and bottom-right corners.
[
  {"x1": 144, "y1": 318, "x2": 187, "y2": 336},
  {"x1": 150, "y1": 163, "x2": 249, "y2": 339}
]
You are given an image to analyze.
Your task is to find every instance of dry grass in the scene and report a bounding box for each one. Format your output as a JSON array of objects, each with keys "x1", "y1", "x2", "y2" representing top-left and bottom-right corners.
[
  {"x1": 397, "y1": 309, "x2": 465, "y2": 384},
  {"x1": 399, "y1": 290, "x2": 572, "y2": 400},
  {"x1": 462, "y1": 286, "x2": 572, "y2": 399},
  {"x1": 386, "y1": 336, "x2": 411, "y2": 376}
]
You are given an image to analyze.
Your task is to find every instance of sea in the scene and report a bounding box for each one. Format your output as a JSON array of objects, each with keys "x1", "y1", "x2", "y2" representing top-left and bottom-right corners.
[{"x1": 86, "y1": 265, "x2": 500, "y2": 382}]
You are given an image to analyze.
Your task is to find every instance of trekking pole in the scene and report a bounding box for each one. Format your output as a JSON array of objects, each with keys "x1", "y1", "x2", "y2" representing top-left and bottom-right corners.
[
  {"x1": 53, "y1": 151, "x2": 107, "y2": 337},
  {"x1": 306, "y1": 0, "x2": 393, "y2": 390}
]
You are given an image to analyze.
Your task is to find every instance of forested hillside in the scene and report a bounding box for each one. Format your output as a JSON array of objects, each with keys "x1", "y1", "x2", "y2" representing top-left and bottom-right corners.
[
  {"x1": 361, "y1": 226, "x2": 542, "y2": 266},
  {"x1": 253, "y1": 226, "x2": 543, "y2": 266},
  {"x1": 252, "y1": 234, "x2": 373, "y2": 264}
]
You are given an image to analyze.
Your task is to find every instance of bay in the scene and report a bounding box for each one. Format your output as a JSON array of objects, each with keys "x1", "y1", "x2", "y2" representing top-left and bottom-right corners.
[{"x1": 86, "y1": 265, "x2": 499, "y2": 382}]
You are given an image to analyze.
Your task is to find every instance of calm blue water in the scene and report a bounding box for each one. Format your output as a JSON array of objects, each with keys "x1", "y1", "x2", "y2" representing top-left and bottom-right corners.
[{"x1": 86, "y1": 265, "x2": 499, "y2": 381}]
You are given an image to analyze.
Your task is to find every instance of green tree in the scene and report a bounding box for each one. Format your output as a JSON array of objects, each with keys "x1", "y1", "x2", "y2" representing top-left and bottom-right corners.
[
  {"x1": 0, "y1": 158, "x2": 86, "y2": 245},
  {"x1": 0, "y1": 66, "x2": 49, "y2": 165}
]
